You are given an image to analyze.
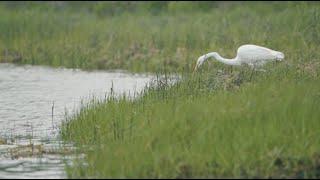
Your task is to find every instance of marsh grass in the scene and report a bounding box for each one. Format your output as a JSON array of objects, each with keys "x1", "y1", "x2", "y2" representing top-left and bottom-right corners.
[
  {"x1": 1, "y1": 1, "x2": 319, "y2": 178},
  {"x1": 61, "y1": 62, "x2": 320, "y2": 178},
  {"x1": 0, "y1": 2, "x2": 319, "y2": 72},
  {"x1": 58, "y1": 2, "x2": 320, "y2": 178}
]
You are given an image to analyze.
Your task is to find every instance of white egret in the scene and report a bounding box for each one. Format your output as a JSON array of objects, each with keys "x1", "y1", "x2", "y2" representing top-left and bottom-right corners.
[{"x1": 194, "y1": 44, "x2": 284, "y2": 72}]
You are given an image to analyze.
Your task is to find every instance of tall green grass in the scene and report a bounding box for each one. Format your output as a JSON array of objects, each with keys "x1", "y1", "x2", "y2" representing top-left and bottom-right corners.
[
  {"x1": 0, "y1": 2, "x2": 319, "y2": 72},
  {"x1": 61, "y1": 63, "x2": 320, "y2": 178},
  {"x1": 57, "y1": 2, "x2": 320, "y2": 178}
]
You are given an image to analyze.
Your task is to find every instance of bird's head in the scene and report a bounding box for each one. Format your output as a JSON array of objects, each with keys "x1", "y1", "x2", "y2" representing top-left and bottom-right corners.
[
  {"x1": 276, "y1": 52, "x2": 285, "y2": 61},
  {"x1": 193, "y1": 55, "x2": 207, "y2": 72}
]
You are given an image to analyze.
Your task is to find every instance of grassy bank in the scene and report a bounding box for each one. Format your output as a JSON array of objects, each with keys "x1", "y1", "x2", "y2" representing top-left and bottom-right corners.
[
  {"x1": 1, "y1": 1, "x2": 319, "y2": 178},
  {"x1": 61, "y1": 63, "x2": 320, "y2": 178},
  {"x1": 58, "y1": 2, "x2": 320, "y2": 178}
]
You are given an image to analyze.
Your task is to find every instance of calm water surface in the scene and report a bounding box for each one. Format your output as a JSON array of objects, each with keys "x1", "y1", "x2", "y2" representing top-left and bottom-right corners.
[{"x1": 0, "y1": 63, "x2": 154, "y2": 178}]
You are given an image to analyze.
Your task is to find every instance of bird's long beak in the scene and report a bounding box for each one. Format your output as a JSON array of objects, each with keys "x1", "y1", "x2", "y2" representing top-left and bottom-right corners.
[
  {"x1": 193, "y1": 55, "x2": 205, "y2": 74},
  {"x1": 193, "y1": 59, "x2": 200, "y2": 73},
  {"x1": 193, "y1": 65, "x2": 197, "y2": 73}
]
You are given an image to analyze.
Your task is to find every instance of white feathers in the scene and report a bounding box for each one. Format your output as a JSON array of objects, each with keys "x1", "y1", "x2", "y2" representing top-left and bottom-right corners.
[{"x1": 194, "y1": 44, "x2": 285, "y2": 71}]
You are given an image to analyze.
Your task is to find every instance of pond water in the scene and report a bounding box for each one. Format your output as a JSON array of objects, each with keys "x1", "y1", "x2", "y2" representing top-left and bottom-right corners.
[{"x1": 0, "y1": 63, "x2": 154, "y2": 178}]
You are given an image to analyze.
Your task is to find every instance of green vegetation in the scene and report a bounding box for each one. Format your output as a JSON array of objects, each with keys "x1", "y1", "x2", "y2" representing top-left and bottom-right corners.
[
  {"x1": 0, "y1": 2, "x2": 319, "y2": 72},
  {"x1": 61, "y1": 65, "x2": 320, "y2": 178},
  {"x1": 1, "y1": 1, "x2": 320, "y2": 178}
]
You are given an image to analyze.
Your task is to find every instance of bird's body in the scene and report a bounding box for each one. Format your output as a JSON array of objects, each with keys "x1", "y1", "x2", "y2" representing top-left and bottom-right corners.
[{"x1": 194, "y1": 44, "x2": 284, "y2": 71}]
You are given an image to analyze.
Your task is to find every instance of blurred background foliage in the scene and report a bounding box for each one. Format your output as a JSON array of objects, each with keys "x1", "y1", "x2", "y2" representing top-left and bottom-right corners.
[{"x1": 0, "y1": 1, "x2": 296, "y2": 16}]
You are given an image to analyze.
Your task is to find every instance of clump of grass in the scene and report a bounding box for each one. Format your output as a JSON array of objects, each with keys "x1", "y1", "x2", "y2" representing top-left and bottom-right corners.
[
  {"x1": 0, "y1": 138, "x2": 6, "y2": 145},
  {"x1": 7, "y1": 143, "x2": 76, "y2": 159}
]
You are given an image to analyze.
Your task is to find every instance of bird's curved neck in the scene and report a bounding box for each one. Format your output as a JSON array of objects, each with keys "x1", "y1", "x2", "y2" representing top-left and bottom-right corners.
[{"x1": 206, "y1": 52, "x2": 240, "y2": 66}]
